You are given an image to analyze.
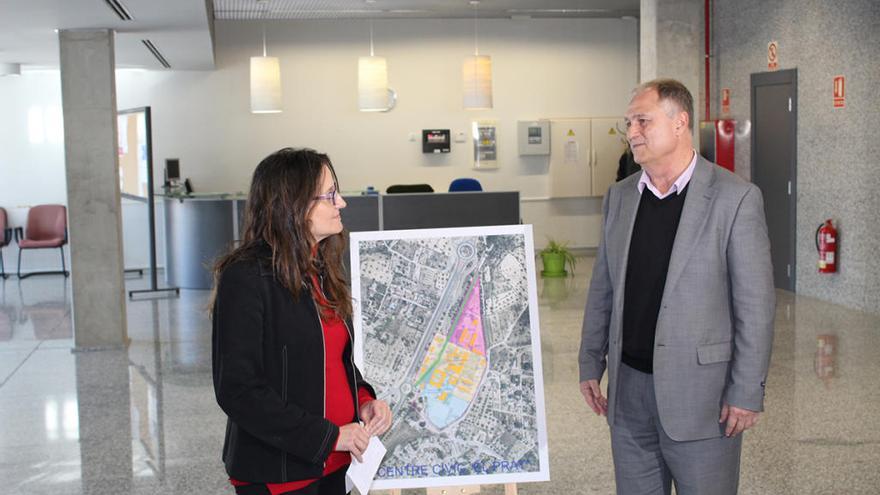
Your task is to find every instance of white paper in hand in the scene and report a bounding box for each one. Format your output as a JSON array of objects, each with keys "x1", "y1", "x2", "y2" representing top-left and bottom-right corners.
[{"x1": 345, "y1": 436, "x2": 387, "y2": 494}]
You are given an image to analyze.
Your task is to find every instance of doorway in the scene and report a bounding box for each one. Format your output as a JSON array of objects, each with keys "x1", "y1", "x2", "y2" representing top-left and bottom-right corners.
[{"x1": 751, "y1": 69, "x2": 797, "y2": 291}]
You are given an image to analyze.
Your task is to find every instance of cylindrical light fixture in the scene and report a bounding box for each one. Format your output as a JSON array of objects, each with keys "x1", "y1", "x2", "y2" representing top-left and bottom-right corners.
[
  {"x1": 250, "y1": 56, "x2": 282, "y2": 113},
  {"x1": 0, "y1": 63, "x2": 21, "y2": 77},
  {"x1": 463, "y1": 1, "x2": 492, "y2": 110},
  {"x1": 462, "y1": 55, "x2": 492, "y2": 110},
  {"x1": 358, "y1": 56, "x2": 389, "y2": 112}
]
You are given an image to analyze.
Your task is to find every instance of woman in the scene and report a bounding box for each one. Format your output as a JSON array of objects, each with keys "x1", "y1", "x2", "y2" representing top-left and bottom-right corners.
[{"x1": 212, "y1": 148, "x2": 392, "y2": 495}]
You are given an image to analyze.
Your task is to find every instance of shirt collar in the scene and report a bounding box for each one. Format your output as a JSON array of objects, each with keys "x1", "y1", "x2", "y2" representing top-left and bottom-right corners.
[{"x1": 637, "y1": 150, "x2": 698, "y2": 199}]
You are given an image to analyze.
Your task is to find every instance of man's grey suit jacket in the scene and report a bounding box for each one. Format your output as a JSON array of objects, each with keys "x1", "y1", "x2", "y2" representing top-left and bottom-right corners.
[{"x1": 579, "y1": 156, "x2": 775, "y2": 442}]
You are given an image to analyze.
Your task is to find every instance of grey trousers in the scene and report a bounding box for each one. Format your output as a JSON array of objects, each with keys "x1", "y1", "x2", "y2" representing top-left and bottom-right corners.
[{"x1": 610, "y1": 364, "x2": 742, "y2": 495}]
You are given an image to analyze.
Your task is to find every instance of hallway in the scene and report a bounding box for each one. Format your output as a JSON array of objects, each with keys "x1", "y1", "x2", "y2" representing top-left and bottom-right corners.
[{"x1": 0, "y1": 258, "x2": 878, "y2": 494}]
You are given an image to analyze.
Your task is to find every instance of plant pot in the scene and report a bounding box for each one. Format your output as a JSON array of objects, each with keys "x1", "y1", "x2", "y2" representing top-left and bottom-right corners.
[{"x1": 540, "y1": 252, "x2": 567, "y2": 277}]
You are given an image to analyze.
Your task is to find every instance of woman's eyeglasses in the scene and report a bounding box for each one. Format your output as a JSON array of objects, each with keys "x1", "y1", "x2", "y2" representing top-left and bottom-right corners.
[{"x1": 314, "y1": 188, "x2": 338, "y2": 204}]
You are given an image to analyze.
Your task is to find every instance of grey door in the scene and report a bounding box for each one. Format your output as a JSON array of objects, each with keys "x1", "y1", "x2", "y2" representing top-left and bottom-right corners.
[{"x1": 751, "y1": 69, "x2": 797, "y2": 291}]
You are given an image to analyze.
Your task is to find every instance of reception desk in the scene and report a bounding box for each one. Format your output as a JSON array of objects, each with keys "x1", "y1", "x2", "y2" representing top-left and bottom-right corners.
[
  {"x1": 164, "y1": 195, "x2": 244, "y2": 290},
  {"x1": 165, "y1": 191, "x2": 519, "y2": 289}
]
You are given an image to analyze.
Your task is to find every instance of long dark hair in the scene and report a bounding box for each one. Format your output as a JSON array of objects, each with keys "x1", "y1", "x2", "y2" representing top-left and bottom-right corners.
[{"x1": 212, "y1": 147, "x2": 352, "y2": 320}]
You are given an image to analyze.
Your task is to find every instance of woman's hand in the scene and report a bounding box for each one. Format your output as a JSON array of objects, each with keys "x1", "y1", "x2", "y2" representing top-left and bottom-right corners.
[
  {"x1": 336, "y1": 423, "x2": 370, "y2": 462},
  {"x1": 360, "y1": 400, "x2": 392, "y2": 436}
]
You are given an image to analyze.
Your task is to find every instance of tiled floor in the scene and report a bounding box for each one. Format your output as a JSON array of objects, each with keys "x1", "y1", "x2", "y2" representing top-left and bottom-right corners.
[{"x1": 0, "y1": 259, "x2": 878, "y2": 494}]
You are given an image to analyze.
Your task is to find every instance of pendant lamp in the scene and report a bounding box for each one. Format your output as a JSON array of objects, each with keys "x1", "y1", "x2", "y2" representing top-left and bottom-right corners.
[
  {"x1": 358, "y1": 21, "x2": 396, "y2": 112},
  {"x1": 0, "y1": 63, "x2": 21, "y2": 77},
  {"x1": 250, "y1": 18, "x2": 282, "y2": 113},
  {"x1": 463, "y1": 1, "x2": 492, "y2": 109}
]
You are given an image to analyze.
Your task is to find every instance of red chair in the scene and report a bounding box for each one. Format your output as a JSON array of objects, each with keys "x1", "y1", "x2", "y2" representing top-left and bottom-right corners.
[
  {"x1": 0, "y1": 207, "x2": 10, "y2": 279},
  {"x1": 15, "y1": 204, "x2": 69, "y2": 279}
]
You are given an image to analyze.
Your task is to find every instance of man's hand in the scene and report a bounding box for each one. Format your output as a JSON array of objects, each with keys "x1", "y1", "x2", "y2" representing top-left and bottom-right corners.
[
  {"x1": 719, "y1": 403, "x2": 760, "y2": 437},
  {"x1": 360, "y1": 399, "x2": 393, "y2": 437},
  {"x1": 580, "y1": 379, "x2": 607, "y2": 416},
  {"x1": 336, "y1": 423, "x2": 370, "y2": 462}
]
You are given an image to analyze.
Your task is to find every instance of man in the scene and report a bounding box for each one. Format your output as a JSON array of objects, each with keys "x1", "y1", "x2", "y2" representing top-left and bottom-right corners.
[{"x1": 578, "y1": 79, "x2": 774, "y2": 494}]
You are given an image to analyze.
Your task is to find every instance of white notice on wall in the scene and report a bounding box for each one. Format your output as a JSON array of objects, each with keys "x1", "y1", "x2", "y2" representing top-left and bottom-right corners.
[{"x1": 564, "y1": 130, "x2": 579, "y2": 164}]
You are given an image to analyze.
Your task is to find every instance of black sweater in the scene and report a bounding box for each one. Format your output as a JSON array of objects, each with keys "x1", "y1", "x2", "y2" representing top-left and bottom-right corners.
[{"x1": 621, "y1": 185, "x2": 689, "y2": 373}]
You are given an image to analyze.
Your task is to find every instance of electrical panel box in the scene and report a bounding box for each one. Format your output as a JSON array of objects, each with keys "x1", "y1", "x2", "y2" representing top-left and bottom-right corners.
[
  {"x1": 422, "y1": 129, "x2": 451, "y2": 153},
  {"x1": 517, "y1": 120, "x2": 550, "y2": 155}
]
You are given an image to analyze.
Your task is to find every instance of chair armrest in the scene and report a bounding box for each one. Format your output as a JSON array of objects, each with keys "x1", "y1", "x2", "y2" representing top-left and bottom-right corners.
[
  {"x1": 14, "y1": 227, "x2": 23, "y2": 244},
  {"x1": 2, "y1": 227, "x2": 10, "y2": 245}
]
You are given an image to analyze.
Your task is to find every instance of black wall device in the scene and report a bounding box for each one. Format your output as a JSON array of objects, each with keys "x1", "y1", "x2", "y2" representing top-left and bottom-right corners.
[{"x1": 422, "y1": 129, "x2": 451, "y2": 153}]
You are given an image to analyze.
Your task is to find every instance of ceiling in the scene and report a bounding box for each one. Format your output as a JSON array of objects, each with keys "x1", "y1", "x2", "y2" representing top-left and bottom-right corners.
[
  {"x1": 0, "y1": 0, "x2": 215, "y2": 70},
  {"x1": 213, "y1": 0, "x2": 640, "y2": 20},
  {"x1": 0, "y1": 0, "x2": 639, "y2": 71}
]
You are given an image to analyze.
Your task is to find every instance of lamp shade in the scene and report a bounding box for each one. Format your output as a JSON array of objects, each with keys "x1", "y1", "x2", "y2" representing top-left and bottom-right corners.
[
  {"x1": 358, "y1": 56, "x2": 389, "y2": 112},
  {"x1": 462, "y1": 55, "x2": 493, "y2": 110},
  {"x1": 0, "y1": 63, "x2": 21, "y2": 77},
  {"x1": 250, "y1": 56, "x2": 282, "y2": 113}
]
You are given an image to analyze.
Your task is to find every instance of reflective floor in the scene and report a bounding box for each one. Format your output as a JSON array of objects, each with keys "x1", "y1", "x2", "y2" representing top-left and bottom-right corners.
[{"x1": 0, "y1": 258, "x2": 878, "y2": 494}]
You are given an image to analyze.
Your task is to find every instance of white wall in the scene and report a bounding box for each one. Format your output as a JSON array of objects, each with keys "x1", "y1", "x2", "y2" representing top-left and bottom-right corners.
[
  {"x1": 117, "y1": 18, "x2": 638, "y2": 248},
  {"x1": 0, "y1": 71, "x2": 68, "y2": 274},
  {"x1": 1, "y1": 17, "x2": 638, "y2": 270}
]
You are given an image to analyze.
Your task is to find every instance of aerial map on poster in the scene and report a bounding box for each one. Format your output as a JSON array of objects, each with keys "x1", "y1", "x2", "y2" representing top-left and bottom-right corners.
[{"x1": 350, "y1": 225, "x2": 549, "y2": 490}]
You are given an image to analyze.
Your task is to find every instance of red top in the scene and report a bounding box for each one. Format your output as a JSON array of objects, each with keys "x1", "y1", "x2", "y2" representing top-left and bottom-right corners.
[{"x1": 230, "y1": 276, "x2": 374, "y2": 494}]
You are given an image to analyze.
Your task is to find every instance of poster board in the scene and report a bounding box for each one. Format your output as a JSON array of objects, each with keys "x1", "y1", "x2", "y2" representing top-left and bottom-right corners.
[{"x1": 351, "y1": 225, "x2": 549, "y2": 490}]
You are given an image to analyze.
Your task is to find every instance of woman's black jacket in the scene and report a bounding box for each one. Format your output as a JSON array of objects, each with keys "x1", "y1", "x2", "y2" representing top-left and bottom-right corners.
[{"x1": 211, "y1": 250, "x2": 375, "y2": 483}]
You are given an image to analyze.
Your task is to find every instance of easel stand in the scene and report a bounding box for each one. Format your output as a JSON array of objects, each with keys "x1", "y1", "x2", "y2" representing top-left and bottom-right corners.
[
  {"x1": 383, "y1": 483, "x2": 517, "y2": 495},
  {"x1": 126, "y1": 189, "x2": 179, "y2": 299},
  {"x1": 119, "y1": 107, "x2": 179, "y2": 300}
]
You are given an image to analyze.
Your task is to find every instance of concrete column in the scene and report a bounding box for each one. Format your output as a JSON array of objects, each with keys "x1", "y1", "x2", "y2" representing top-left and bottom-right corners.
[
  {"x1": 75, "y1": 349, "x2": 133, "y2": 491},
  {"x1": 640, "y1": 0, "x2": 658, "y2": 82},
  {"x1": 59, "y1": 29, "x2": 128, "y2": 349},
  {"x1": 641, "y1": 0, "x2": 704, "y2": 136}
]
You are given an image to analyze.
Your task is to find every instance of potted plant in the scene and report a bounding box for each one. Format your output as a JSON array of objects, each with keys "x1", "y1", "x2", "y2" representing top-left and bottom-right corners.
[{"x1": 539, "y1": 239, "x2": 577, "y2": 277}]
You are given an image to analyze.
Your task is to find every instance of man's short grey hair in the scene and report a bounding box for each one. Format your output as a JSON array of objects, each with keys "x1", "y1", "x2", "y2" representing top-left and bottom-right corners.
[{"x1": 635, "y1": 79, "x2": 694, "y2": 128}]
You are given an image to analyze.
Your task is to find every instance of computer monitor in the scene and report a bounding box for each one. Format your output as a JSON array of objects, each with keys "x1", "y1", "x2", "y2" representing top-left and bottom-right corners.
[{"x1": 165, "y1": 158, "x2": 180, "y2": 182}]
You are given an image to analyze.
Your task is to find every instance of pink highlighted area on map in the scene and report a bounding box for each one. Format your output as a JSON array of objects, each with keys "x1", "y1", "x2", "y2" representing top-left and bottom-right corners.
[{"x1": 450, "y1": 278, "x2": 486, "y2": 356}]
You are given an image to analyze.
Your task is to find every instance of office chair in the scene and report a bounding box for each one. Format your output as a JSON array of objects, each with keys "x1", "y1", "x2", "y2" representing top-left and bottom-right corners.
[
  {"x1": 15, "y1": 204, "x2": 69, "y2": 279},
  {"x1": 448, "y1": 178, "x2": 483, "y2": 192},
  {"x1": 386, "y1": 184, "x2": 434, "y2": 194},
  {"x1": 0, "y1": 207, "x2": 10, "y2": 279}
]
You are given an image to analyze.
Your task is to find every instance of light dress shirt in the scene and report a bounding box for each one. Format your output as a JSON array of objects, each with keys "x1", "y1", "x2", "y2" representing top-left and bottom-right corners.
[{"x1": 637, "y1": 150, "x2": 698, "y2": 199}]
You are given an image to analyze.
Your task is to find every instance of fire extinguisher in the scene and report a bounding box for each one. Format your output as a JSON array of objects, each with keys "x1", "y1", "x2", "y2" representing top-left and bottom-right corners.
[{"x1": 816, "y1": 219, "x2": 838, "y2": 273}]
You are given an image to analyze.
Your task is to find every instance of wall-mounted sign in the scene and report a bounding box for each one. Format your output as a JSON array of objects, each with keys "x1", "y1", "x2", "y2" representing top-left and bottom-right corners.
[
  {"x1": 563, "y1": 128, "x2": 578, "y2": 164},
  {"x1": 833, "y1": 75, "x2": 845, "y2": 108},
  {"x1": 767, "y1": 41, "x2": 779, "y2": 71},
  {"x1": 721, "y1": 88, "x2": 731, "y2": 115},
  {"x1": 422, "y1": 129, "x2": 451, "y2": 153}
]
